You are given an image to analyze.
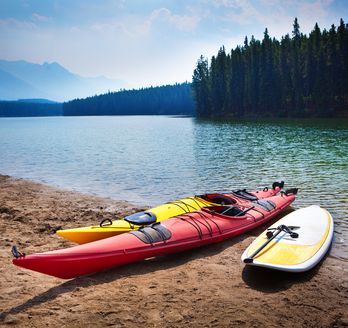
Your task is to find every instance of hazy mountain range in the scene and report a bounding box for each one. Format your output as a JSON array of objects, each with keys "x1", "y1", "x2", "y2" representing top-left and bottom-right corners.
[{"x1": 0, "y1": 60, "x2": 126, "y2": 102}]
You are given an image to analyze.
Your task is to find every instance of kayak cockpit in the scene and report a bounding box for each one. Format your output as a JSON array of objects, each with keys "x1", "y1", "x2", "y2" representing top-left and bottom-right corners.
[
  {"x1": 203, "y1": 198, "x2": 278, "y2": 220},
  {"x1": 199, "y1": 194, "x2": 236, "y2": 205},
  {"x1": 203, "y1": 205, "x2": 251, "y2": 217}
]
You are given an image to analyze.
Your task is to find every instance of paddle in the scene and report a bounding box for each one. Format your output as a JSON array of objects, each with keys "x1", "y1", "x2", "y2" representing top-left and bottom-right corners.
[{"x1": 243, "y1": 224, "x2": 299, "y2": 263}]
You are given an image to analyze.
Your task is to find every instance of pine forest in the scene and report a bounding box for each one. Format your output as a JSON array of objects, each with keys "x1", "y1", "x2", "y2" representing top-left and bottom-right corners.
[{"x1": 192, "y1": 18, "x2": 348, "y2": 118}]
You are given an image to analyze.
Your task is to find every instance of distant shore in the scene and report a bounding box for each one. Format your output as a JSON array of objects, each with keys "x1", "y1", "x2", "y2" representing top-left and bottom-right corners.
[{"x1": 0, "y1": 174, "x2": 347, "y2": 327}]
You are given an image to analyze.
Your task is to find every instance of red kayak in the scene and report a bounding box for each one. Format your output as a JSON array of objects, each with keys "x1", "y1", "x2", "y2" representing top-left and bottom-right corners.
[{"x1": 12, "y1": 189, "x2": 297, "y2": 279}]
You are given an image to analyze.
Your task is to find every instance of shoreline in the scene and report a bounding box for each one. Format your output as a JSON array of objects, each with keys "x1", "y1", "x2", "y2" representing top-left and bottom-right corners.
[{"x1": 0, "y1": 175, "x2": 347, "y2": 327}]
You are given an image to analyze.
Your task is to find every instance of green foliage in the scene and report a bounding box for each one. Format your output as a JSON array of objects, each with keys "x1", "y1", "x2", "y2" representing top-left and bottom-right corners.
[
  {"x1": 63, "y1": 83, "x2": 195, "y2": 116},
  {"x1": 192, "y1": 18, "x2": 348, "y2": 118},
  {"x1": 192, "y1": 56, "x2": 210, "y2": 117}
]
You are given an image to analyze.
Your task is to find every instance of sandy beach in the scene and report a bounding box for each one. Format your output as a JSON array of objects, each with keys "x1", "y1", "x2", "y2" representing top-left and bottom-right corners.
[{"x1": 0, "y1": 174, "x2": 347, "y2": 327}]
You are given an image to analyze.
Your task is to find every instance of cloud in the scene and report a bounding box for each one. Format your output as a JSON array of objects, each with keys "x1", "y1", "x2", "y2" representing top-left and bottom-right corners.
[
  {"x1": 69, "y1": 26, "x2": 81, "y2": 33},
  {"x1": 90, "y1": 21, "x2": 133, "y2": 36},
  {"x1": 88, "y1": 7, "x2": 201, "y2": 39},
  {"x1": 208, "y1": 0, "x2": 335, "y2": 39},
  {"x1": 298, "y1": 0, "x2": 334, "y2": 27},
  {"x1": 0, "y1": 0, "x2": 343, "y2": 89},
  {"x1": 147, "y1": 7, "x2": 200, "y2": 33},
  {"x1": 31, "y1": 13, "x2": 51, "y2": 22},
  {"x1": 212, "y1": 0, "x2": 276, "y2": 27},
  {"x1": 0, "y1": 18, "x2": 37, "y2": 30},
  {"x1": 0, "y1": 13, "x2": 51, "y2": 31}
]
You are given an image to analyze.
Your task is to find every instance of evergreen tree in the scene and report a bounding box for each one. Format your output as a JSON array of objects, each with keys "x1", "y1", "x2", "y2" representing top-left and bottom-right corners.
[
  {"x1": 291, "y1": 17, "x2": 302, "y2": 114},
  {"x1": 192, "y1": 18, "x2": 348, "y2": 118},
  {"x1": 192, "y1": 56, "x2": 210, "y2": 117}
]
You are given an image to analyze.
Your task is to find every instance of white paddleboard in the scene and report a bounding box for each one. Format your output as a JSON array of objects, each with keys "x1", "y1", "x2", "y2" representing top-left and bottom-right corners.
[{"x1": 241, "y1": 205, "x2": 334, "y2": 272}]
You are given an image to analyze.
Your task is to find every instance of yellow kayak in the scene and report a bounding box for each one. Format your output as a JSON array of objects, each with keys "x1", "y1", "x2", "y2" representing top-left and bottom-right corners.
[
  {"x1": 56, "y1": 196, "x2": 216, "y2": 244},
  {"x1": 56, "y1": 183, "x2": 284, "y2": 244}
]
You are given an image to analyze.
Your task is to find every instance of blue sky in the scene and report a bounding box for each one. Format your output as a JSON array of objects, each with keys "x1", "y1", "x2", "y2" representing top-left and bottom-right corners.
[{"x1": 0, "y1": 0, "x2": 347, "y2": 88}]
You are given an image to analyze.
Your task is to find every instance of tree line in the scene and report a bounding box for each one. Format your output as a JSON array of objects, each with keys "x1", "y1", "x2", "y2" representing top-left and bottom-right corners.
[
  {"x1": 0, "y1": 100, "x2": 62, "y2": 117},
  {"x1": 0, "y1": 83, "x2": 195, "y2": 117},
  {"x1": 192, "y1": 18, "x2": 348, "y2": 118},
  {"x1": 63, "y1": 83, "x2": 195, "y2": 116}
]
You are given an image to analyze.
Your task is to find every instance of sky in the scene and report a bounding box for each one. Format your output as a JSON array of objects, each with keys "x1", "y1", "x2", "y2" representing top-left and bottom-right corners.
[{"x1": 0, "y1": 0, "x2": 347, "y2": 88}]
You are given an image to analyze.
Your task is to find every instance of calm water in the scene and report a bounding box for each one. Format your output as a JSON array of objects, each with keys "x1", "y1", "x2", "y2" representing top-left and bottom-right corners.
[{"x1": 0, "y1": 116, "x2": 347, "y2": 260}]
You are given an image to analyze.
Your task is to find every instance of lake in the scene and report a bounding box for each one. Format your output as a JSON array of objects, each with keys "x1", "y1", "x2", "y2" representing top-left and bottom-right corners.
[{"x1": 0, "y1": 115, "x2": 347, "y2": 260}]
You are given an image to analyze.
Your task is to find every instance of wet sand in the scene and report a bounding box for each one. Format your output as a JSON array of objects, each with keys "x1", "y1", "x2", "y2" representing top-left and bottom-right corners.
[{"x1": 0, "y1": 175, "x2": 347, "y2": 327}]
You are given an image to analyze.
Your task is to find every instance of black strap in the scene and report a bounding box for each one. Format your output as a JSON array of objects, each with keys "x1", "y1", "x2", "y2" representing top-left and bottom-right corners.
[
  {"x1": 180, "y1": 216, "x2": 203, "y2": 239},
  {"x1": 130, "y1": 223, "x2": 172, "y2": 244},
  {"x1": 191, "y1": 196, "x2": 211, "y2": 208},
  {"x1": 138, "y1": 227, "x2": 154, "y2": 244},
  {"x1": 254, "y1": 200, "x2": 276, "y2": 212},
  {"x1": 231, "y1": 189, "x2": 258, "y2": 201},
  {"x1": 186, "y1": 213, "x2": 213, "y2": 236},
  {"x1": 195, "y1": 212, "x2": 213, "y2": 236},
  {"x1": 151, "y1": 223, "x2": 167, "y2": 242},
  {"x1": 166, "y1": 198, "x2": 200, "y2": 212},
  {"x1": 198, "y1": 210, "x2": 222, "y2": 234}
]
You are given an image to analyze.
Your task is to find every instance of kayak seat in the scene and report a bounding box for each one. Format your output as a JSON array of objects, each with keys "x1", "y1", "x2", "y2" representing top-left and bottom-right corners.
[
  {"x1": 124, "y1": 211, "x2": 157, "y2": 226},
  {"x1": 130, "y1": 223, "x2": 172, "y2": 244},
  {"x1": 231, "y1": 189, "x2": 258, "y2": 201},
  {"x1": 200, "y1": 194, "x2": 236, "y2": 205},
  {"x1": 253, "y1": 200, "x2": 276, "y2": 212}
]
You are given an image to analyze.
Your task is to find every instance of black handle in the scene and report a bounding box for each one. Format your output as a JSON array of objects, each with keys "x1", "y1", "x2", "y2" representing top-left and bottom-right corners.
[{"x1": 99, "y1": 218, "x2": 113, "y2": 227}]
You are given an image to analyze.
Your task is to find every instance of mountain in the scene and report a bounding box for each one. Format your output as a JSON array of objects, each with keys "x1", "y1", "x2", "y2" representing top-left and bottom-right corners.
[
  {"x1": 0, "y1": 68, "x2": 50, "y2": 100},
  {"x1": 0, "y1": 60, "x2": 126, "y2": 102}
]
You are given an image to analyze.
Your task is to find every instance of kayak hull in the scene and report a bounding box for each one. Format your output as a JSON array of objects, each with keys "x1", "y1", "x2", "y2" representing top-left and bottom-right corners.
[{"x1": 13, "y1": 192, "x2": 296, "y2": 279}]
